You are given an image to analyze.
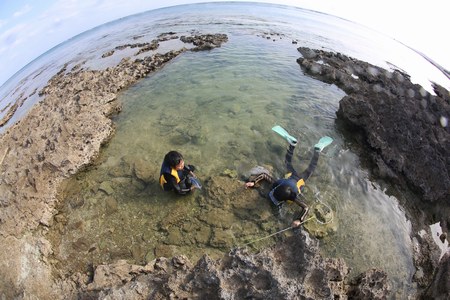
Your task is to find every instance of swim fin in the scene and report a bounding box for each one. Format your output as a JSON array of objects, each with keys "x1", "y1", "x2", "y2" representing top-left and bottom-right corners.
[
  {"x1": 190, "y1": 177, "x2": 202, "y2": 190},
  {"x1": 314, "y1": 136, "x2": 333, "y2": 152},
  {"x1": 272, "y1": 125, "x2": 297, "y2": 145}
]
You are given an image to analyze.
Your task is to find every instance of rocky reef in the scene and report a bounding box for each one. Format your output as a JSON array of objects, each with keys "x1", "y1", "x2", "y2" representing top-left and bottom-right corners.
[
  {"x1": 76, "y1": 232, "x2": 390, "y2": 299},
  {"x1": 0, "y1": 30, "x2": 448, "y2": 299},
  {"x1": 297, "y1": 47, "x2": 449, "y2": 299},
  {"x1": 297, "y1": 47, "x2": 450, "y2": 205}
]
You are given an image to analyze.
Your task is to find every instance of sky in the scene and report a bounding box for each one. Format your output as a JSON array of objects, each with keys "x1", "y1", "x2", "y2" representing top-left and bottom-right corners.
[{"x1": 0, "y1": 0, "x2": 448, "y2": 87}]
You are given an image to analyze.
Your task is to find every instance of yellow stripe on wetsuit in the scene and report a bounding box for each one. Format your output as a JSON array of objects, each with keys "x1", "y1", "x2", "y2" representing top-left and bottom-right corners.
[
  {"x1": 285, "y1": 173, "x2": 305, "y2": 191},
  {"x1": 160, "y1": 168, "x2": 181, "y2": 188},
  {"x1": 284, "y1": 172, "x2": 305, "y2": 203}
]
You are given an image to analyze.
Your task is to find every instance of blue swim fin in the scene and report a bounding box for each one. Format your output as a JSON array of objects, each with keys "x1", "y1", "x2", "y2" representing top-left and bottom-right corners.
[
  {"x1": 190, "y1": 177, "x2": 202, "y2": 190},
  {"x1": 314, "y1": 136, "x2": 333, "y2": 152},
  {"x1": 272, "y1": 125, "x2": 297, "y2": 145}
]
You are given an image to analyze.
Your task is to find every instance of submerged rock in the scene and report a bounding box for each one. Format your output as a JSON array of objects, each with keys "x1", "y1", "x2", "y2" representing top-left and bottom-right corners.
[
  {"x1": 304, "y1": 201, "x2": 338, "y2": 239},
  {"x1": 99, "y1": 181, "x2": 114, "y2": 195}
]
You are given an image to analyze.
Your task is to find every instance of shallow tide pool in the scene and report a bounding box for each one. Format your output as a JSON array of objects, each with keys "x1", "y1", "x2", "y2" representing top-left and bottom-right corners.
[{"x1": 47, "y1": 33, "x2": 415, "y2": 297}]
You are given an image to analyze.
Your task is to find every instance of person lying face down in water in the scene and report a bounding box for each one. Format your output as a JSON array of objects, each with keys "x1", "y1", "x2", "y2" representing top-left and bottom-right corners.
[
  {"x1": 245, "y1": 128, "x2": 333, "y2": 228},
  {"x1": 160, "y1": 150, "x2": 199, "y2": 195}
]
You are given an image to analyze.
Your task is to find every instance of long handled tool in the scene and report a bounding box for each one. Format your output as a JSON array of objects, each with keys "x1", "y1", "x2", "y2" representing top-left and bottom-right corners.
[{"x1": 240, "y1": 216, "x2": 315, "y2": 247}]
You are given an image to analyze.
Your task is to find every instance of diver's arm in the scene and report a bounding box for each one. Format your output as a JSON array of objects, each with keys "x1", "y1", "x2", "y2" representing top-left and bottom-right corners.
[
  {"x1": 245, "y1": 172, "x2": 275, "y2": 188},
  {"x1": 183, "y1": 164, "x2": 196, "y2": 177},
  {"x1": 292, "y1": 197, "x2": 309, "y2": 227}
]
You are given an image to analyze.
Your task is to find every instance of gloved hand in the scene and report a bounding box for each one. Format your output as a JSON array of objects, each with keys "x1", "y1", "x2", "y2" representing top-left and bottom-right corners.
[{"x1": 187, "y1": 164, "x2": 196, "y2": 172}]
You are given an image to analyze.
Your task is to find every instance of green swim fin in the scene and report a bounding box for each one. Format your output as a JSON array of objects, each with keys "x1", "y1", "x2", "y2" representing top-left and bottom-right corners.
[
  {"x1": 272, "y1": 125, "x2": 297, "y2": 145},
  {"x1": 314, "y1": 136, "x2": 333, "y2": 152}
]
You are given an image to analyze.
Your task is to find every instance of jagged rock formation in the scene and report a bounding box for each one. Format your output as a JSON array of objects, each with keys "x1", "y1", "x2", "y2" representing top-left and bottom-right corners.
[
  {"x1": 297, "y1": 47, "x2": 449, "y2": 299},
  {"x1": 72, "y1": 233, "x2": 389, "y2": 299}
]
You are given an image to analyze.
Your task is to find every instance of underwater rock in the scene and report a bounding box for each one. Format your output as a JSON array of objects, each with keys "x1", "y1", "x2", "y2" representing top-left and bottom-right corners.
[
  {"x1": 68, "y1": 195, "x2": 85, "y2": 209},
  {"x1": 154, "y1": 244, "x2": 174, "y2": 258},
  {"x1": 198, "y1": 208, "x2": 237, "y2": 229},
  {"x1": 195, "y1": 227, "x2": 212, "y2": 245},
  {"x1": 104, "y1": 196, "x2": 118, "y2": 215},
  {"x1": 221, "y1": 168, "x2": 238, "y2": 178},
  {"x1": 170, "y1": 133, "x2": 191, "y2": 145},
  {"x1": 101, "y1": 50, "x2": 114, "y2": 58},
  {"x1": 0, "y1": 102, "x2": 19, "y2": 127},
  {"x1": 209, "y1": 228, "x2": 234, "y2": 249},
  {"x1": 99, "y1": 181, "x2": 114, "y2": 195},
  {"x1": 243, "y1": 164, "x2": 273, "y2": 180},
  {"x1": 72, "y1": 237, "x2": 91, "y2": 252},
  {"x1": 133, "y1": 158, "x2": 157, "y2": 183},
  {"x1": 166, "y1": 228, "x2": 184, "y2": 246},
  {"x1": 347, "y1": 268, "x2": 391, "y2": 299},
  {"x1": 304, "y1": 201, "x2": 338, "y2": 239},
  {"x1": 108, "y1": 157, "x2": 133, "y2": 177},
  {"x1": 205, "y1": 175, "x2": 242, "y2": 208},
  {"x1": 144, "y1": 250, "x2": 155, "y2": 264},
  {"x1": 164, "y1": 208, "x2": 197, "y2": 231}
]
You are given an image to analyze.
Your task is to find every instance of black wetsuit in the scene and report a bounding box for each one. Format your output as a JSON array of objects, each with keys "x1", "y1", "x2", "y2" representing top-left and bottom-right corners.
[
  {"x1": 159, "y1": 162, "x2": 193, "y2": 195},
  {"x1": 248, "y1": 144, "x2": 320, "y2": 222}
]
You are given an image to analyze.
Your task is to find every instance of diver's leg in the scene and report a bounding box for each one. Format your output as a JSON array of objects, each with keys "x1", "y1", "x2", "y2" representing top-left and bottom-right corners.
[
  {"x1": 285, "y1": 144, "x2": 299, "y2": 176},
  {"x1": 299, "y1": 136, "x2": 333, "y2": 180},
  {"x1": 298, "y1": 148, "x2": 320, "y2": 181}
]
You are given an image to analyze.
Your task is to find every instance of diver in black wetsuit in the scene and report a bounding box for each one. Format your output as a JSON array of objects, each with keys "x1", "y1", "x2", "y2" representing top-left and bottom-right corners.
[
  {"x1": 159, "y1": 151, "x2": 197, "y2": 195},
  {"x1": 245, "y1": 136, "x2": 332, "y2": 227}
]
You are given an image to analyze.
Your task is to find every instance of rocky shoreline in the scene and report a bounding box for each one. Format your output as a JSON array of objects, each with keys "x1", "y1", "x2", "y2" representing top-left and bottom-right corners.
[
  {"x1": 0, "y1": 32, "x2": 448, "y2": 299},
  {"x1": 297, "y1": 47, "x2": 450, "y2": 299}
]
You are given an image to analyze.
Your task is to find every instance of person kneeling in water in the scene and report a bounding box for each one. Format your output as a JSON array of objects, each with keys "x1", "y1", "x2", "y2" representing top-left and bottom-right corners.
[
  {"x1": 160, "y1": 150, "x2": 198, "y2": 195},
  {"x1": 245, "y1": 133, "x2": 332, "y2": 228}
]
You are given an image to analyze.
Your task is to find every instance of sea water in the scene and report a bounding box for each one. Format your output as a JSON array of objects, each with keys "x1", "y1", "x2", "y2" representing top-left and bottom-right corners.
[{"x1": 2, "y1": 2, "x2": 446, "y2": 298}]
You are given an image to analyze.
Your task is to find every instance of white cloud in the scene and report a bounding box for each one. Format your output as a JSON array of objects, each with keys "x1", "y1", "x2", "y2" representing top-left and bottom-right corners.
[
  {"x1": 0, "y1": 23, "x2": 27, "y2": 47},
  {"x1": 13, "y1": 4, "x2": 32, "y2": 18}
]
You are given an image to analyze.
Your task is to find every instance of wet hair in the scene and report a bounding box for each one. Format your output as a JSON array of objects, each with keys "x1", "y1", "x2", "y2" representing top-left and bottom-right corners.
[
  {"x1": 164, "y1": 151, "x2": 184, "y2": 168},
  {"x1": 273, "y1": 184, "x2": 294, "y2": 201}
]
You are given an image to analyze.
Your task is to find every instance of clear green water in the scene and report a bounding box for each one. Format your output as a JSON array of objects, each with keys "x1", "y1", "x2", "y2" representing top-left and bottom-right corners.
[{"x1": 49, "y1": 34, "x2": 415, "y2": 297}]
